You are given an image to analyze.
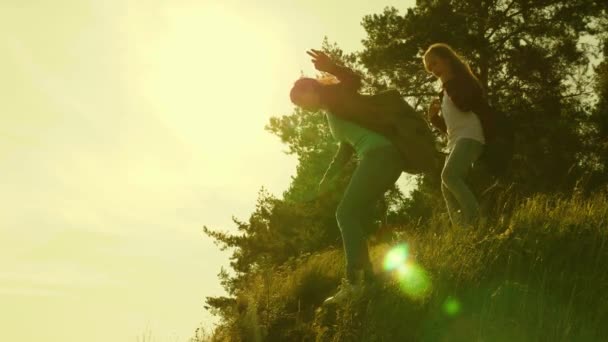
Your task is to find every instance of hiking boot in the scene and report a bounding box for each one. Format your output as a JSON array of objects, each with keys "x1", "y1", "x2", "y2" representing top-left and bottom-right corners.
[{"x1": 323, "y1": 278, "x2": 363, "y2": 306}]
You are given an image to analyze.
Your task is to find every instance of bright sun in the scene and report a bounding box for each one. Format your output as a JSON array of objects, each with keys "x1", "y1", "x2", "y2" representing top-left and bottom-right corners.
[{"x1": 137, "y1": 4, "x2": 281, "y2": 154}]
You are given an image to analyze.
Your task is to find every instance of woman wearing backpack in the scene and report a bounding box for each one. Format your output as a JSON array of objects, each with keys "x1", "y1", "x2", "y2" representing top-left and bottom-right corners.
[
  {"x1": 289, "y1": 49, "x2": 436, "y2": 305},
  {"x1": 423, "y1": 43, "x2": 496, "y2": 227}
]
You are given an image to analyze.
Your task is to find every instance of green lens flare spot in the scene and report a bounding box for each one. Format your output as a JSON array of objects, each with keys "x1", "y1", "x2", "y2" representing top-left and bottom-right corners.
[
  {"x1": 396, "y1": 263, "x2": 431, "y2": 299},
  {"x1": 442, "y1": 296, "x2": 461, "y2": 316},
  {"x1": 383, "y1": 244, "x2": 409, "y2": 271}
]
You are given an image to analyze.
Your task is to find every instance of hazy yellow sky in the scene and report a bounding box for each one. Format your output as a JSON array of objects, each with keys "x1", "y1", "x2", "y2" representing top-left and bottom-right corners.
[{"x1": 1, "y1": 1, "x2": 412, "y2": 341}]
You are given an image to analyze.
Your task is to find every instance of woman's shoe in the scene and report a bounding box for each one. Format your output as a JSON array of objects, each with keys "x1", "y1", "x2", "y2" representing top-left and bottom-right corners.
[{"x1": 323, "y1": 278, "x2": 363, "y2": 306}]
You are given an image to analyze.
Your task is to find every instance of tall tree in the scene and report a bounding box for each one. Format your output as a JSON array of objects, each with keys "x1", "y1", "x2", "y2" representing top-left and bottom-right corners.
[{"x1": 358, "y1": 0, "x2": 606, "y2": 194}]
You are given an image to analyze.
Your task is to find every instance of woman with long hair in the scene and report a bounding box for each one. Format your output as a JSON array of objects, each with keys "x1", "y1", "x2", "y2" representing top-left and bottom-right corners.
[{"x1": 423, "y1": 43, "x2": 495, "y2": 227}]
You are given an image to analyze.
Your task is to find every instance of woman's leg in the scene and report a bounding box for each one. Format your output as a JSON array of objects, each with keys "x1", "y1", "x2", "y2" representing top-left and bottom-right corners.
[
  {"x1": 336, "y1": 145, "x2": 404, "y2": 283},
  {"x1": 441, "y1": 138, "x2": 484, "y2": 225},
  {"x1": 441, "y1": 182, "x2": 461, "y2": 224}
]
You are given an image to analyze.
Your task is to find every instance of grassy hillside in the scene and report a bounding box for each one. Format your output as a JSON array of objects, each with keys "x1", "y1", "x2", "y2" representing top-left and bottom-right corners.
[{"x1": 203, "y1": 192, "x2": 608, "y2": 341}]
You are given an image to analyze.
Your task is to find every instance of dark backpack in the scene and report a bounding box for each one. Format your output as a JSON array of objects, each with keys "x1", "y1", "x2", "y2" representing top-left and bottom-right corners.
[
  {"x1": 335, "y1": 88, "x2": 441, "y2": 174},
  {"x1": 479, "y1": 110, "x2": 515, "y2": 177},
  {"x1": 368, "y1": 90, "x2": 442, "y2": 174}
]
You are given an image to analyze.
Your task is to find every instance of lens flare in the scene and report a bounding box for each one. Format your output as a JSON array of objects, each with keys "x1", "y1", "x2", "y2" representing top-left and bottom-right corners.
[
  {"x1": 383, "y1": 244, "x2": 409, "y2": 271},
  {"x1": 383, "y1": 243, "x2": 432, "y2": 299},
  {"x1": 442, "y1": 296, "x2": 461, "y2": 316},
  {"x1": 396, "y1": 262, "x2": 431, "y2": 299}
]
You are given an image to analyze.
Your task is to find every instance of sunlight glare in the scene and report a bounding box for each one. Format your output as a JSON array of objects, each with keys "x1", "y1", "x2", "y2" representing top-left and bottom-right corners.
[
  {"x1": 137, "y1": 4, "x2": 282, "y2": 162},
  {"x1": 442, "y1": 296, "x2": 461, "y2": 316},
  {"x1": 383, "y1": 243, "x2": 409, "y2": 271},
  {"x1": 396, "y1": 262, "x2": 431, "y2": 299}
]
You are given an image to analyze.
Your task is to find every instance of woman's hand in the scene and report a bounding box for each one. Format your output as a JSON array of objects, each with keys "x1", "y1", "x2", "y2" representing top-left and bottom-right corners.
[
  {"x1": 428, "y1": 99, "x2": 441, "y2": 120},
  {"x1": 307, "y1": 49, "x2": 336, "y2": 73}
]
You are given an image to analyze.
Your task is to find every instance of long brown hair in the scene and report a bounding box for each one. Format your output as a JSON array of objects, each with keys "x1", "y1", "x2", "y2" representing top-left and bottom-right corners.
[{"x1": 423, "y1": 43, "x2": 482, "y2": 90}]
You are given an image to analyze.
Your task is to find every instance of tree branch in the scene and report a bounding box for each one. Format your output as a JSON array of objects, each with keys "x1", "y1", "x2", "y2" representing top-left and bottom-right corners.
[
  {"x1": 401, "y1": 92, "x2": 440, "y2": 97},
  {"x1": 560, "y1": 91, "x2": 594, "y2": 100}
]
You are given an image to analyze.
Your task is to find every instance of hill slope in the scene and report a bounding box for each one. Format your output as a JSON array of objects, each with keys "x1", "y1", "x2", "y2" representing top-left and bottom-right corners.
[{"x1": 206, "y1": 193, "x2": 608, "y2": 341}]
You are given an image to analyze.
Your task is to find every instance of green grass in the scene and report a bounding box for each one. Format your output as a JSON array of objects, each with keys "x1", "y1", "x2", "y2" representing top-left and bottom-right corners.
[{"x1": 207, "y1": 193, "x2": 608, "y2": 341}]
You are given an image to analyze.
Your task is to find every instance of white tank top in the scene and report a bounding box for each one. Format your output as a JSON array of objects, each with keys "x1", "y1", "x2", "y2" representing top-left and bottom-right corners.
[{"x1": 441, "y1": 90, "x2": 485, "y2": 150}]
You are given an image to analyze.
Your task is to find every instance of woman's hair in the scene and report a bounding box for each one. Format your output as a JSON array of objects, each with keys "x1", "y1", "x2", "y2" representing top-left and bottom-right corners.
[
  {"x1": 423, "y1": 43, "x2": 482, "y2": 89},
  {"x1": 289, "y1": 76, "x2": 338, "y2": 105},
  {"x1": 290, "y1": 78, "x2": 320, "y2": 105}
]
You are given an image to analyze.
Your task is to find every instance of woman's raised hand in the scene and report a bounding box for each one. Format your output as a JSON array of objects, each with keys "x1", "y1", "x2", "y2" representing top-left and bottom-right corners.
[{"x1": 307, "y1": 49, "x2": 336, "y2": 73}]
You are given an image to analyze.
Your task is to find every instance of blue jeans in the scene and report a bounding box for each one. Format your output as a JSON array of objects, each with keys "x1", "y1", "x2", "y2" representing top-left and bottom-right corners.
[
  {"x1": 336, "y1": 144, "x2": 404, "y2": 282},
  {"x1": 441, "y1": 138, "x2": 484, "y2": 225}
]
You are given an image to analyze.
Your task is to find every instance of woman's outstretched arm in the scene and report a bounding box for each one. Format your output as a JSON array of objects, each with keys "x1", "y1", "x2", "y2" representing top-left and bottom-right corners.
[{"x1": 307, "y1": 49, "x2": 362, "y2": 91}]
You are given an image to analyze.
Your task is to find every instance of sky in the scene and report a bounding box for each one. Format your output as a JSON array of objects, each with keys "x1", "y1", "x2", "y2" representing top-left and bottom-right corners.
[{"x1": 0, "y1": 1, "x2": 414, "y2": 341}]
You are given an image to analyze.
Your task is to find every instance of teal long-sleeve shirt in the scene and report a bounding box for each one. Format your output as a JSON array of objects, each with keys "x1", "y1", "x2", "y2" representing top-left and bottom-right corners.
[
  {"x1": 326, "y1": 113, "x2": 392, "y2": 159},
  {"x1": 320, "y1": 113, "x2": 393, "y2": 184}
]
